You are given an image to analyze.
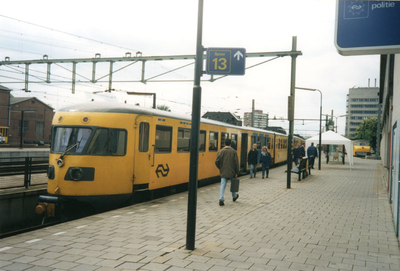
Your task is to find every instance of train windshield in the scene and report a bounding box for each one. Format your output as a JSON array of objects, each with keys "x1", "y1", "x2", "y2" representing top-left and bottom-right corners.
[
  {"x1": 354, "y1": 141, "x2": 370, "y2": 146},
  {"x1": 52, "y1": 126, "x2": 127, "y2": 156},
  {"x1": 53, "y1": 127, "x2": 92, "y2": 153}
]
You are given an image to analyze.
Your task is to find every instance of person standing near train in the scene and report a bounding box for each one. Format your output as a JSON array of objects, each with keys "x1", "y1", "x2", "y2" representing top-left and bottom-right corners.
[
  {"x1": 299, "y1": 142, "x2": 306, "y2": 159},
  {"x1": 293, "y1": 143, "x2": 299, "y2": 165},
  {"x1": 307, "y1": 142, "x2": 318, "y2": 169},
  {"x1": 260, "y1": 146, "x2": 272, "y2": 179},
  {"x1": 248, "y1": 143, "x2": 258, "y2": 178},
  {"x1": 215, "y1": 138, "x2": 239, "y2": 206}
]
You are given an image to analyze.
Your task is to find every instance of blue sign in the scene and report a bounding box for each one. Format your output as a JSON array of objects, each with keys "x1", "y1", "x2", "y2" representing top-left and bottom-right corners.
[
  {"x1": 335, "y1": 0, "x2": 400, "y2": 55},
  {"x1": 206, "y1": 48, "x2": 246, "y2": 75}
]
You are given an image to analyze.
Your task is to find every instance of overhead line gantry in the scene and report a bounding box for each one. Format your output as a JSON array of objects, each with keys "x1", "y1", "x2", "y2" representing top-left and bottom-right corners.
[{"x1": 0, "y1": 50, "x2": 301, "y2": 93}]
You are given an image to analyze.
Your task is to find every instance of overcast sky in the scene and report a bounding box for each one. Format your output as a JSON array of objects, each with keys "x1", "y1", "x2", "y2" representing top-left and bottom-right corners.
[{"x1": 0, "y1": 0, "x2": 380, "y2": 137}]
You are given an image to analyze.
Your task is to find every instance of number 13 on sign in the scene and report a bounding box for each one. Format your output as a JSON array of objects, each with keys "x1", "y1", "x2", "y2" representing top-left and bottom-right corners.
[
  {"x1": 206, "y1": 48, "x2": 246, "y2": 76},
  {"x1": 212, "y1": 57, "x2": 227, "y2": 71}
]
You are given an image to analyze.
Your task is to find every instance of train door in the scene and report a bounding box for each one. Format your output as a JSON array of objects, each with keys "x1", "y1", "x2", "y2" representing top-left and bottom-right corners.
[
  {"x1": 240, "y1": 133, "x2": 248, "y2": 172},
  {"x1": 152, "y1": 124, "x2": 174, "y2": 189},
  {"x1": 134, "y1": 120, "x2": 153, "y2": 191},
  {"x1": 391, "y1": 121, "x2": 400, "y2": 238}
]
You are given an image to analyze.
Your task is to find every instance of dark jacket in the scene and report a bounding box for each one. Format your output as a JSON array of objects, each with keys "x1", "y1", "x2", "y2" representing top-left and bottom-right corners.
[
  {"x1": 299, "y1": 145, "x2": 305, "y2": 158},
  {"x1": 293, "y1": 147, "x2": 299, "y2": 158},
  {"x1": 307, "y1": 145, "x2": 318, "y2": 157},
  {"x1": 260, "y1": 152, "x2": 272, "y2": 168},
  {"x1": 215, "y1": 146, "x2": 239, "y2": 178},
  {"x1": 248, "y1": 149, "x2": 258, "y2": 165}
]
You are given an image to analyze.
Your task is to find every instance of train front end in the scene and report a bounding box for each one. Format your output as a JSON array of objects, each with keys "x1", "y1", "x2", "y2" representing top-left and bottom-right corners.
[{"x1": 36, "y1": 108, "x2": 133, "y2": 218}]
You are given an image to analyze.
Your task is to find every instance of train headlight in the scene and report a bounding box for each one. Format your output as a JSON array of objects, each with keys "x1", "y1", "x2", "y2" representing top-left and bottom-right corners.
[
  {"x1": 69, "y1": 167, "x2": 84, "y2": 181},
  {"x1": 56, "y1": 158, "x2": 64, "y2": 168}
]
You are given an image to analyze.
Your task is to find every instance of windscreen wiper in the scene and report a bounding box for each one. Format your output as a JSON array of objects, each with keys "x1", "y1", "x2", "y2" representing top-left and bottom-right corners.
[{"x1": 56, "y1": 138, "x2": 81, "y2": 167}]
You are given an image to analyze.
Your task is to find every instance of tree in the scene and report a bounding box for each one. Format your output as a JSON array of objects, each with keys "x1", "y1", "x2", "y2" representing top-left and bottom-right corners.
[
  {"x1": 354, "y1": 117, "x2": 378, "y2": 151},
  {"x1": 157, "y1": 105, "x2": 170, "y2": 111}
]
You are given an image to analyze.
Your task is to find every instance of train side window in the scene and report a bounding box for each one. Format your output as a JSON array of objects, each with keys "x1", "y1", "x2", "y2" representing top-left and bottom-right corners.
[
  {"x1": 221, "y1": 132, "x2": 228, "y2": 149},
  {"x1": 139, "y1": 123, "x2": 149, "y2": 152},
  {"x1": 199, "y1": 130, "x2": 206, "y2": 152},
  {"x1": 257, "y1": 137, "x2": 262, "y2": 150},
  {"x1": 268, "y1": 137, "x2": 271, "y2": 150},
  {"x1": 178, "y1": 128, "x2": 190, "y2": 152},
  {"x1": 261, "y1": 136, "x2": 267, "y2": 149},
  {"x1": 251, "y1": 135, "x2": 256, "y2": 145},
  {"x1": 155, "y1": 125, "x2": 172, "y2": 153},
  {"x1": 209, "y1": 131, "x2": 218, "y2": 151},
  {"x1": 231, "y1": 134, "x2": 237, "y2": 150}
]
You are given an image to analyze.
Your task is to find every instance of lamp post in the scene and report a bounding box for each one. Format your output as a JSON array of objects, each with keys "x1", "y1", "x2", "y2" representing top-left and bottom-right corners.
[
  {"x1": 296, "y1": 87, "x2": 322, "y2": 170},
  {"x1": 334, "y1": 115, "x2": 349, "y2": 133}
]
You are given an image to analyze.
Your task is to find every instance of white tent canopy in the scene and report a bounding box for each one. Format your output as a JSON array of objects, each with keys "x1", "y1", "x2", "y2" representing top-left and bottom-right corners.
[{"x1": 305, "y1": 131, "x2": 353, "y2": 167}]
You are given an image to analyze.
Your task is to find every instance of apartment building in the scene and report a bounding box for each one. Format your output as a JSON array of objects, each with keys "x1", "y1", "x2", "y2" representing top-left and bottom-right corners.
[{"x1": 345, "y1": 87, "x2": 380, "y2": 137}]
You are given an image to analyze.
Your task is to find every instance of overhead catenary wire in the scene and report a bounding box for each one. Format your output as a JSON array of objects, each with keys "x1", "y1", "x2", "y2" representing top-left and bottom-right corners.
[{"x1": 0, "y1": 14, "x2": 141, "y2": 54}]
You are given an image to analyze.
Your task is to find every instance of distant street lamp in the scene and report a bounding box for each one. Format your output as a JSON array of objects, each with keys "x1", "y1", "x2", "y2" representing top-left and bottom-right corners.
[
  {"x1": 296, "y1": 87, "x2": 322, "y2": 170},
  {"x1": 334, "y1": 115, "x2": 349, "y2": 133}
]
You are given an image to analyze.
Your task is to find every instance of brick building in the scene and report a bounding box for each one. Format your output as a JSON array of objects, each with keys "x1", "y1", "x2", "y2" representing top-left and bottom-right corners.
[{"x1": 0, "y1": 85, "x2": 54, "y2": 145}]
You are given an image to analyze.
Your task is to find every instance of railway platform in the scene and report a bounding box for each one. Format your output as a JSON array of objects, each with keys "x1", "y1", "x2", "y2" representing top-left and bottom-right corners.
[{"x1": 0, "y1": 158, "x2": 399, "y2": 271}]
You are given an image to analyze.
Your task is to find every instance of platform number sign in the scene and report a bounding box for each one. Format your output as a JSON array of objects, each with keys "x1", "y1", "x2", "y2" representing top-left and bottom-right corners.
[{"x1": 206, "y1": 48, "x2": 246, "y2": 75}]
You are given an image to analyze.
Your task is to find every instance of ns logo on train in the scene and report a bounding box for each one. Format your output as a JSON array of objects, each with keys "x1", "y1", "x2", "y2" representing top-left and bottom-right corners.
[{"x1": 155, "y1": 164, "x2": 170, "y2": 178}]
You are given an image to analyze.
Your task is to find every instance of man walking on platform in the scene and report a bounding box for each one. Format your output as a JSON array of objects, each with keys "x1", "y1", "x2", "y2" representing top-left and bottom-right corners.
[
  {"x1": 215, "y1": 138, "x2": 239, "y2": 206},
  {"x1": 307, "y1": 142, "x2": 318, "y2": 169}
]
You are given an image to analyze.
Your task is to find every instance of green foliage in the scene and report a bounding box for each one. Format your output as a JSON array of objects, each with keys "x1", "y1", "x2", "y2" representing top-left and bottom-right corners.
[
  {"x1": 354, "y1": 117, "x2": 378, "y2": 150},
  {"x1": 157, "y1": 105, "x2": 170, "y2": 111}
]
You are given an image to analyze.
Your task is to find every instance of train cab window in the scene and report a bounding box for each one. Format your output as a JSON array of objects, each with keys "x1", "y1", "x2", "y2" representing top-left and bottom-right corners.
[
  {"x1": 87, "y1": 129, "x2": 109, "y2": 155},
  {"x1": 199, "y1": 130, "x2": 206, "y2": 152},
  {"x1": 86, "y1": 128, "x2": 126, "y2": 156},
  {"x1": 221, "y1": 133, "x2": 228, "y2": 149},
  {"x1": 178, "y1": 128, "x2": 190, "y2": 152},
  {"x1": 155, "y1": 125, "x2": 172, "y2": 153},
  {"x1": 109, "y1": 130, "x2": 127, "y2": 155},
  {"x1": 53, "y1": 127, "x2": 92, "y2": 153},
  {"x1": 209, "y1": 131, "x2": 218, "y2": 151},
  {"x1": 231, "y1": 134, "x2": 238, "y2": 150},
  {"x1": 139, "y1": 122, "x2": 149, "y2": 152}
]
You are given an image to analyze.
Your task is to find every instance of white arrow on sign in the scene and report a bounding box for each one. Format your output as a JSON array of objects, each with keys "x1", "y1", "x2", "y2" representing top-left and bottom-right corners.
[{"x1": 234, "y1": 50, "x2": 244, "y2": 61}]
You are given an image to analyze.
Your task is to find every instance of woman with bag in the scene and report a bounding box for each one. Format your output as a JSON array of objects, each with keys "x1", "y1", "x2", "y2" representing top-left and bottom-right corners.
[{"x1": 260, "y1": 146, "x2": 272, "y2": 179}]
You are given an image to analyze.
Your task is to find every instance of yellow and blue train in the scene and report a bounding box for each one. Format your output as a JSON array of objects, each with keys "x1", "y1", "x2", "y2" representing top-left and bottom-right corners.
[{"x1": 36, "y1": 102, "x2": 303, "y2": 217}]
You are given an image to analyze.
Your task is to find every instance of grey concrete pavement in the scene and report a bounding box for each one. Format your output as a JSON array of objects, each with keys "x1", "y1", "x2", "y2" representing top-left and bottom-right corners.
[{"x1": 0, "y1": 158, "x2": 399, "y2": 270}]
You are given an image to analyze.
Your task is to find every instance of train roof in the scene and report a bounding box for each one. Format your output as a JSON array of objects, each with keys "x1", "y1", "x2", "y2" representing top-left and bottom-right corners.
[{"x1": 58, "y1": 102, "x2": 297, "y2": 138}]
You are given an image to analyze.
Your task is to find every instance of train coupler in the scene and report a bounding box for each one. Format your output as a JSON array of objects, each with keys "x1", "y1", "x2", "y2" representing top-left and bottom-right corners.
[{"x1": 36, "y1": 195, "x2": 60, "y2": 218}]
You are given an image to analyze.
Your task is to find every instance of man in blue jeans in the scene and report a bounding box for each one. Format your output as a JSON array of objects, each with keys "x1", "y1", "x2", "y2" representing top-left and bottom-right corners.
[{"x1": 215, "y1": 138, "x2": 239, "y2": 206}]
